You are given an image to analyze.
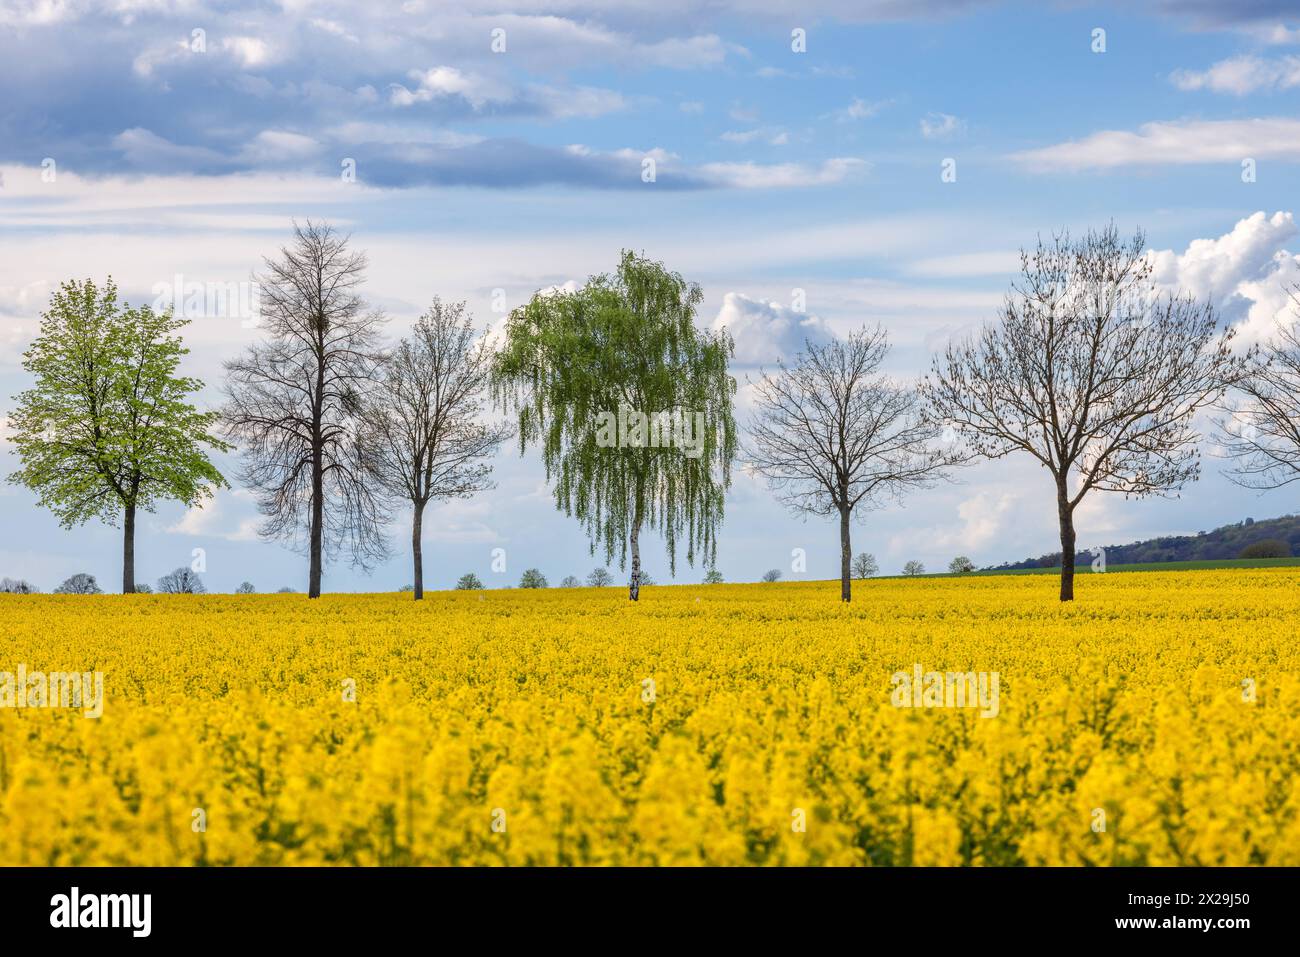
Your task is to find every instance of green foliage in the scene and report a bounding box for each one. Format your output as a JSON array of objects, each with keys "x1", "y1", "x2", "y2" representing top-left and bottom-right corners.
[
  {"x1": 1238, "y1": 538, "x2": 1290, "y2": 559},
  {"x1": 456, "y1": 572, "x2": 484, "y2": 590},
  {"x1": 519, "y1": 568, "x2": 548, "y2": 589},
  {"x1": 492, "y1": 250, "x2": 737, "y2": 576},
  {"x1": 6, "y1": 277, "x2": 228, "y2": 528},
  {"x1": 703, "y1": 568, "x2": 724, "y2": 584},
  {"x1": 586, "y1": 567, "x2": 613, "y2": 587}
]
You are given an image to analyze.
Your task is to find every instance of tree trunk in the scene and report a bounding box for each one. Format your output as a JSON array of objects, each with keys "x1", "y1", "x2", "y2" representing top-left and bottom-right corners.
[
  {"x1": 412, "y1": 501, "x2": 425, "y2": 601},
  {"x1": 839, "y1": 506, "x2": 852, "y2": 603},
  {"x1": 122, "y1": 502, "x2": 136, "y2": 594},
  {"x1": 628, "y1": 521, "x2": 641, "y2": 602},
  {"x1": 309, "y1": 446, "x2": 324, "y2": 599},
  {"x1": 1057, "y1": 483, "x2": 1076, "y2": 602}
]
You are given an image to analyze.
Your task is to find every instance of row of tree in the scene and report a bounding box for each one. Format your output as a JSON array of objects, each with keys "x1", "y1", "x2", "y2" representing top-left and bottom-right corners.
[{"x1": 8, "y1": 222, "x2": 1298, "y2": 603}]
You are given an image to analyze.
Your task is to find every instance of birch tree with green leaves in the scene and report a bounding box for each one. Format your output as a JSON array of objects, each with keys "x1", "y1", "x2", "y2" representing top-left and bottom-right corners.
[
  {"x1": 7, "y1": 277, "x2": 228, "y2": 592},
  {"x1": 491, "y1": 251, "x2": 737, "y2": 600}
]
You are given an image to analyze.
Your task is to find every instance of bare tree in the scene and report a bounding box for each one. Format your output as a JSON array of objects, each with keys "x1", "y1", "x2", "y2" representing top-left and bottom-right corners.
[
  {"x1": 359, "y1": 299, "x2": 509, "y2": 600},
  {"x1": 222, "y1": 221, "x2": 389, "y2": 598},
  {"x1": 922, "y1": 225, "x2": 1245, "y2": 601},
  {"x1": 1220, "y1": 294, "x2": 1300, "y2": 489},
  {"x1": 158, "y1": 566, "x2": 205, "y2": 594},
  {"x1": 746, "y1": 327, "x2": 958, "y2": 603}
]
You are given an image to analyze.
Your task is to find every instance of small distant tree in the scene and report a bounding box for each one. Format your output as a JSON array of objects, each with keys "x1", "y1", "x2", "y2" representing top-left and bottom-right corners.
[
  {"x1": 559, "y1": 575, "x2": 581, "y2": 588},
  {"x1": 586, "y1": 567, "x2": 614, "y2": 587},
  {"x1": 924, "y1": 226, "x2": 1245, "y2": 601},
  {"x1": 276, "y1": 586, "x2": 296, "y2": 594},
  {"x1": 54, "y1": 573, "x2": 102, "y2": 594},
  {"x1": 456, "y1": 572, "x2": 484, "y2": 590},
  {"x1": 7, "y1": 277, "x2": 228, "y2": 593},
  {"x1": 493, "y1": 251, "x2": 737, "y2": 601},
  {"x1": 638, "y1": 570, "x2": 656, "y2": 586},
  {"x1": 902, "y1": 561, "x2": 925, "y2": 576},
  {"x1": 135, "y1": 583, "x2": 153, "y2": 594},
  {"x1": 158, "y1": 566, "x2": 206, "y2": 594},
  {"x1": 746, "y1": 326, "x2": 958, "y2": 603},
  {"x1": 0, "y1": 578, "x2": 40, "y2": 594},
  {"x1": 399, "y1": 584, "x2": 414, "y2": 593},
  {"x1": 1238, "y1": 539, "x2": 1290, "y2": 559},
  {"x1": 703, "y1": 568, "x2": 724, "y2": 584},
  {"x1": 235, "y1": 581, "x2": 256, "y2": 594},
  {"x1": 948, "y1": 556, "x2": 976, "y2": 574},
  {"x1": 761, "y1": 569, "x2": 782, "y2": 582},
  {"x1": 851, "y1": 553, "x2": 879, "y2": 579},
  {"x1": 519, "y1": 568, "x2": 548, "y2": 589}
]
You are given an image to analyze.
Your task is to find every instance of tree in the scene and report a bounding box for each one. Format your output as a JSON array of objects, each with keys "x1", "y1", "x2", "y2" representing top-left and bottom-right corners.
[
  {"x1": 0, "y1": 578, "x2": 40, "y2": 594},
  {"x1": 1220, "y1": 299, "x2": 1300, "y2": 490},
  {"x1": 399, "y1": 584, "x2": 414, "y2": 593},
  {"x1": 276, "y1": 586, "x2": 296, "y2": 594},
  {"x1": 493, "y1": 251, "x2": 737, "y2": 601},
  {"x1": 1238, "y1": 539, "x2": 1289, "y2": 559},
  {"x1": 948, "y1": 556, "x2": 976, "y2": 574},
  {"x1": 360, "y1": 299, "x2": 509, "y2": 601},
  {"x1": 923, "y1": 226, "x2": 1244, "y2": 601},
  {"x1": 456, "y1": 572, "x2": 484, "y2": 590},
  {"x1": 8, "y1": 278, "x2": 227, "y2": 593},
  {"x1": 761, "y1": 569, "x2": 782, "y2": 582},
  {"x1": 851, "y1": 553, "x2": 879, "y2": 579},
  {"x1": 638, "y1": 570, "x2": 656, "y2": 586},
  {"x1": 54, "y1": 573, "x2": 102, "y2": 594},
  {"x1": 519, "y1": 568, "x2": 548, "y2": 589},
  {"x1": 747, "y1": 326, "x2": 957, "y2": 603},
  {"x1": 703, "y1": 568, "x2": 724, "y2": 584},
  {"x1": 236, "y1": 581, "x2": 256, "y2": 594},
  {"x1": 222, "y1": 222, "x2": 388, "y2": 599},
  {"x1": 560, "y1": 575, "x2": 582, "y2": 588},
  {"x1": 135, "y1": 583, "x2": 153, "y2": 594},
  {"x1": 158, "y1": 567, "x2": 205, "y2": 594},
  {"x1": 903, "y1": 561, "x2": 925, "y2": 576},
  {"x1": 586, "y1": 567, "x2": 614, "y2": 587}
]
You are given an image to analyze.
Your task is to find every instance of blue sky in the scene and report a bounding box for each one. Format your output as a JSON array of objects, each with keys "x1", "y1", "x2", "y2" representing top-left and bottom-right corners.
[{"x1": 2, "y1": 0, "x2": 1300, "y2": 592}]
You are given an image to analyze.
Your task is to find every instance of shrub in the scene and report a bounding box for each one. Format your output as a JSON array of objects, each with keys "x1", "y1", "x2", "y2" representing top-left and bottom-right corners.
[{"x1": 1238, "y1": 539, "x2": 1290, "y2": 559}]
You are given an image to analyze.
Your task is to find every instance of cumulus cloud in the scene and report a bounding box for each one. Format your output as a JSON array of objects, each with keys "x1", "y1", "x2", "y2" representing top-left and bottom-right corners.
[
  {"x1": 1012, "y1": 117, "x2": 1300, "y2": 170},
  {"x1": 1171, "y1": 54, "x2": 1300, "y2": 94},
  {"x1": 1149, "y1": 211, "x2": 1300, "y2": 343},
  {"x1": 712, "y1": 292, "x2": 834, "y2": 365}
]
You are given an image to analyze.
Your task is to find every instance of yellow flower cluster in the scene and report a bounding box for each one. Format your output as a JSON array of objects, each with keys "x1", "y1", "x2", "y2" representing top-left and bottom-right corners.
[{"x1": 2, "y1": 569, "x2": 1298, "y2": 866}]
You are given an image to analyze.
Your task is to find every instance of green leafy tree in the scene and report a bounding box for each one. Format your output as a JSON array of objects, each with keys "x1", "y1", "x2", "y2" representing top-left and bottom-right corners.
[
  {"x1": 456, "y1": 572, "x2": 485, "y2": 590},
  {"x1": 586, "y1": 567, "x2": 614, "y2": 587},
  {"x1": 852, "y1": 553, "x2": 879, "y2": 578},
  {"x1": 7, "y1": 278, "x2": 228, "y2": 593},
  {"x1": 493, "y1": 251, "x2": 737, "y2": 600},
  {"x1": 703, "y1": 568, "x2": 724, "y2": 584},
  {"x1": 519, "y1": 568, "x2": 548, "y2": 589}
]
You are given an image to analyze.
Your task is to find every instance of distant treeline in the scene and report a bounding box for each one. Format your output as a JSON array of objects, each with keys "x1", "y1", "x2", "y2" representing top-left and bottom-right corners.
[{"x1": 989, "y1": 515, "x2": 1300, "y2": 570}]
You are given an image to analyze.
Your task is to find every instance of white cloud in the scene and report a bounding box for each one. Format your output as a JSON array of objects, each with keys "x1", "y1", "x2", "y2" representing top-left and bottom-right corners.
[
  {"x1": 1149, "y1": 210, "x2": 1300, "y2": 344},
  {"x1": 697, "y1": 157, "x2": 865, "y2": 188},
  {"x1": 1013, "y1": 117, "x2": 1300, "y2": 170},
  {"x1": 1171, "y1": 54, "x2": 1300, "y2": 95},
  {"x1": 221, "y1": 36, "x2": 276, "y2": 69},
  {"x1": 711, "y1": 292, "x2": 834, "y2": 365},
  {"x1": 837, "y1": 97, "x2": 889, "y2": 121},
  {"x1": 919, "y1": 111, "x2": 964, "y2": 139},
  {"x1": 167, "y1": 492, "x2": 261, "y2": 542},
  {"x1": 720, "y1": 127, "x2": 788, "y2": 145}
]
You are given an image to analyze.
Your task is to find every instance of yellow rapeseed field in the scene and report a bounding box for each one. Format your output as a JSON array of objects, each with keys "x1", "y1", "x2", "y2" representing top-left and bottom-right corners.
[{"x1": 1, "y1": 569, "x2": 1298, "y2": 866}]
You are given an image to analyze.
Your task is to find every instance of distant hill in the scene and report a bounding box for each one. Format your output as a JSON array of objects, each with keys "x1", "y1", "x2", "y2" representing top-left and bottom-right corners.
[{"x1": 987, "y1": 514, "x2": 1300, "y2": 571}]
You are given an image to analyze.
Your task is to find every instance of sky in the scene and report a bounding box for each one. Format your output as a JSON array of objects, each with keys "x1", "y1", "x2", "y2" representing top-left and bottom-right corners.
[{"x1": 2, "y1": 0, "x2": 1300, "y2": 593}]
